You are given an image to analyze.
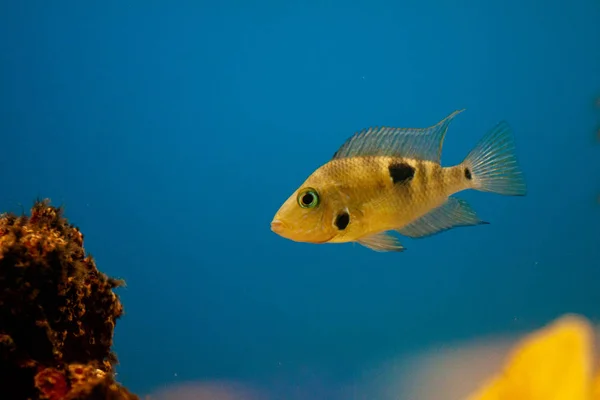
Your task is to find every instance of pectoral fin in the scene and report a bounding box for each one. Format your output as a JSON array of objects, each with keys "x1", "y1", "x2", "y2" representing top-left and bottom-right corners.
[
  {"x1": 357, "y1": 231, "x2": 405, "y2": 252},
  {"x1": 397, "y1": 197, "x2": 488, "y2": 239}
]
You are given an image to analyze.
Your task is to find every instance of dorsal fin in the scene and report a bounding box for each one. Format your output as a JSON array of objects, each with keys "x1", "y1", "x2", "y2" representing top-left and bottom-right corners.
[{"x1": 332, "y1": 109, "x2": 465, "y2": 163}]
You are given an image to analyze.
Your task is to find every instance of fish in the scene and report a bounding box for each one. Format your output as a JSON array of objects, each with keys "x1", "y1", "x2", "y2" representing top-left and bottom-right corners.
[{"x1": 270, "y1": 109, "x2": 527, "y2": 252}]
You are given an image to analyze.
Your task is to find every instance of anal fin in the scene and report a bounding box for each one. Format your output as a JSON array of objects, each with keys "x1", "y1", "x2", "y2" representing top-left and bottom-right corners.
[
  {"x1": 396, "y1": 197, "x2": 488, "y2": 239},
  {"x1": 357, "y1": 231, "x2": 405, "y2": 252}
]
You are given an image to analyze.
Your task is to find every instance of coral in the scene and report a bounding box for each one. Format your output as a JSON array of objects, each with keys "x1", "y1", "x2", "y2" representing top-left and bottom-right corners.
[{"x1": 0, "y1": 199, "x2": 139, "y2": 399}]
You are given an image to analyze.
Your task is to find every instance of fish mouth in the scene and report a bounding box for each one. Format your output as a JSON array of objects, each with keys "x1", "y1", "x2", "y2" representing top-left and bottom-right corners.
[
  {"x1": 271, "y1": 219, "x2": 335, "y2": 243},
  {"x1": 270, "y1": 219, "x2": 286, "y2": 234}
]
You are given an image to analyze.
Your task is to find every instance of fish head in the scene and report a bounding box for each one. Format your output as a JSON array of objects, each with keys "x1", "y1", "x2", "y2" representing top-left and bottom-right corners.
[{"x1": 271, "y1": 172, "x2": 351, "y2": 244}]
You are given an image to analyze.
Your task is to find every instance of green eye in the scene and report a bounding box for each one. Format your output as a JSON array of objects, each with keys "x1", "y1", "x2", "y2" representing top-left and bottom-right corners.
[{"x1": 297, "y1": 188, "x2": 320, "y2": 209}]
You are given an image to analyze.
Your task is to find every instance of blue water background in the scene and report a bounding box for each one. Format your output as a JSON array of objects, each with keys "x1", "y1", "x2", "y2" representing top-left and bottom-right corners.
[{"x1": 1, "y1": 1, "x2": 599, "y2": 398}]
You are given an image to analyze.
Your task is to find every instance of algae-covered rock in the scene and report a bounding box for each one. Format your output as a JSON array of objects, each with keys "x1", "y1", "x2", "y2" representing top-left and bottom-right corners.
[{"x1": 0, "y1": 199, "x2": 138, "y2": 399}]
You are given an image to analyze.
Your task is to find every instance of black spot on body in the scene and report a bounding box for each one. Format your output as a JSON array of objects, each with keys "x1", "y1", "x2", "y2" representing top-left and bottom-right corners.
[
  {"x1": 464, "y1": 167, "x2": 472, "y2": 180},
  {"x1": 388, "y1": 162, "x2": 415, "y2": 184},
  {"x1": 335, "y1": 211, "x2": 350, "y2": 230}
]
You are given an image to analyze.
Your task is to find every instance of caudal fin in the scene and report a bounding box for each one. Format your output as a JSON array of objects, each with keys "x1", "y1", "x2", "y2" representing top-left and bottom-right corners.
[{"x1": 462, "y1": 121, "x2": 527, "y2": 196}]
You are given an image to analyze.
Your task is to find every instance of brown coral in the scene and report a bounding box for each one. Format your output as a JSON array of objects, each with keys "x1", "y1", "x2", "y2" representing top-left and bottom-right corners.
[{"x1": 0, "y1": 199, "x2": 139, "y2": 399}]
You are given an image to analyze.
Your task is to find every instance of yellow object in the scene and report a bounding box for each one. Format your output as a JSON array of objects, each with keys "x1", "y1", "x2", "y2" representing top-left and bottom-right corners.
[
  {"x1": 593, "y1": 366, "x2": 600, "y2": 399},
  {"x1": 467, "y1": 314, "x2": 599, "y2": 400}
]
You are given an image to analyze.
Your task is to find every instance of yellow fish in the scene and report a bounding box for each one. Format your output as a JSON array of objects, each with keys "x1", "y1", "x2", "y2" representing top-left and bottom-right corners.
[{"x1": 270, "y1": 109, "x2": 527, "y2": 252}]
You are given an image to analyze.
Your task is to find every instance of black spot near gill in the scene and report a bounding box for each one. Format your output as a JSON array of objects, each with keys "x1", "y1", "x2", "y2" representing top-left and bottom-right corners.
[
  {"x1": 388, "y1": 162, "x2": 415, "y2": 184},
  {"x1": 464, "y1": 167, "x2": 472, "y2": 180},
  {"x1": 334, "y1": 211, "x2": 350, "y2": 230}
]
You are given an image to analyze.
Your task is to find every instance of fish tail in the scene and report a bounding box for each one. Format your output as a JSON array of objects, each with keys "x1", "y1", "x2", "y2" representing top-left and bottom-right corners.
[{"x1": 461, "y1": 120, "x2": 527, "y2": 196}]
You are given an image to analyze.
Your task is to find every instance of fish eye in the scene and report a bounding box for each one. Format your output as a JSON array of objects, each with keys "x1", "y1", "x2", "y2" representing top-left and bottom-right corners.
[{"x1": 297, "y1": 188, "x2": 320, "y2": 209}]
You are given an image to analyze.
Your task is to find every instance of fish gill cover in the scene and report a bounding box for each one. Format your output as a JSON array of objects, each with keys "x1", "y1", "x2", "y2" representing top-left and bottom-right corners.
[{"x1": 0, "y1": 199, "x2": 139, "y2": 399}]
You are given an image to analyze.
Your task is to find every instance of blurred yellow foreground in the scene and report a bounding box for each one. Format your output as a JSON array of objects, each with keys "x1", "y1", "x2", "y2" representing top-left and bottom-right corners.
[{"x1": 466, "y1": 314, "x2": 600, "y2": 400}]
